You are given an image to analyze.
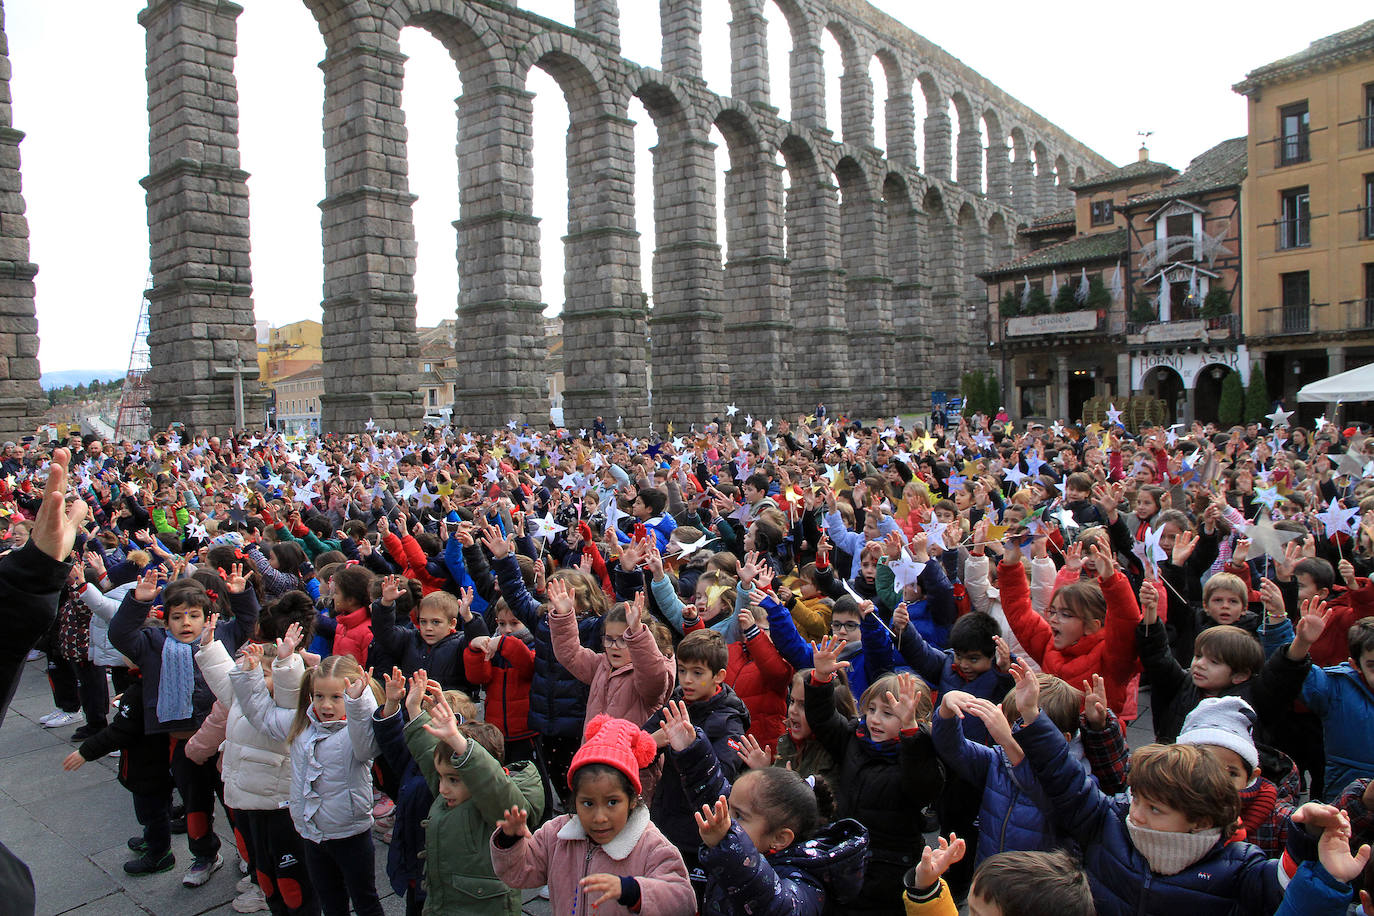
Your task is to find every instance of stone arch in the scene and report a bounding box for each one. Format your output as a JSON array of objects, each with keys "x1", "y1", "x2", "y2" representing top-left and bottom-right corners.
[
  {"x1": 922, "y1": 185, "x2": 959, "y2": 390},
  {"x1": 1030, "y1": 140, "x2": 1055, "y2": 209},
  {"x1": 914, "y1": 71, "x2": 948, "y2": 178},
  {"x1": 836, "y1": 155, "x2": 889, "y2": 415},
  {"x1": 1074, "y1": 165, "x2": 1087, "y2": 183},
  {"x1": 780, "y1": 133, "x2": 847, "y2": 411},
  {"x1": 517, "y1": 37, "x2": 650, "y2": 428},
  {"x1": 822, "y1": 19, "x2": 863, "y2": 144},
  {"x1": 872, "y1": 47, "x2": 913, "y2": 166},
  {"x1": 957, "y1": 202, "x2": 987, "y2": 375},
  {"x1": 716, "y1": 106, "x2": 789, "y2": 410},
  {"x1": 513, "y1": 32, "x2": 615, "y2": 120},
  {"x1": 629, "y1": 75, "x2": 726, "y2": 425},
  {"x1": 1054, "y1": 153, "x2": 1072, "y2": 206},
  {"x1": 982, "y1": 108, "x2": 1009, "y2": 204},
  {"x1": 884, "y1": 171, "x2": 922, "y2": 405},
  {"x1": 949, "y1": 91, "x2": 980, "y2": 191},
  {"x1": 1007, "y1": 126, "x2": 1034, "y2": 212}
]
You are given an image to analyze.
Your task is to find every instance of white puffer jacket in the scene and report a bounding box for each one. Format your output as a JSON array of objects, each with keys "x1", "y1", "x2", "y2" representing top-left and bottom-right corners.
[
  {"x1": 197, "y1": 641, "x2": 302, "y2": 811},
  {"x1": 76, "y1": 581, "x2": 135, "y2": 668},
  {"x1": 231, "y1": 663, "x2": 380, "y2": 843}
]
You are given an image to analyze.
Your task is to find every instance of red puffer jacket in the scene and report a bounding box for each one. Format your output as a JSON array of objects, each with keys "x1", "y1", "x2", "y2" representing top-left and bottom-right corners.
[
  {"x1": 464, "y1": 634, "x2": 536, "y2": 740},
  {"x1": 725, "y1": 624, "x2": 793, "y2": 753},
  {"x1": 381, "y1": 531, "x2": 448, "y2": 597},
  {"x1": 332, "y1": 605, "x2": 373, "y2": 666},
  {"x1": 1000, "y1": 561, "x2": 1141, "y2": 718}
]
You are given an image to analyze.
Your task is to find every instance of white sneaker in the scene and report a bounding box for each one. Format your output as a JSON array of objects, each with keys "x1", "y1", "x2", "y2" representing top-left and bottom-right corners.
[
  {"x1": 236, "y1": 874, "x2": 255, "y2": 893},
  {"x1": 182, "y1": 852, "x2": 223, "y2": 887},
  {"x1": 232, "y1": 884, "x2": 267, "y2": 913},
  {"x1": 42, "y1": 711, "x2": 82, "y2": 728},
  {"x1": 36, "y1": 708, "x2": 63, "y2": 725}
]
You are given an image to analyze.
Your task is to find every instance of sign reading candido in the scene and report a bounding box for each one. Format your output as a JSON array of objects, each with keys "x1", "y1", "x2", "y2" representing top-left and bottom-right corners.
[{"x1": 1005, "y1": 311, "x2": 1098, "y2": 337}]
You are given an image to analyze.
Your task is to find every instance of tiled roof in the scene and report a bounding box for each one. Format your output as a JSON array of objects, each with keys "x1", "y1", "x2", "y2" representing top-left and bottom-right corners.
[
  {"x1": 1234, "y1": 19, "x2": 1374, "y2": 93},
  {"x1": 982, "y1": 228, "x2": 1127, "y2": 278},
  {"x1": 1069, "y1": 158, "x2": 1177, "y2": 192},
  {"x1": 1124, "y1": 138, "x2": 1247, "y2": 208},
  {"x1": 275, "y1": 364, "x2": 323, "y2": 384},
  {"x1": 1023, "y1": 207, "x2": 1075, "y2": 232}
]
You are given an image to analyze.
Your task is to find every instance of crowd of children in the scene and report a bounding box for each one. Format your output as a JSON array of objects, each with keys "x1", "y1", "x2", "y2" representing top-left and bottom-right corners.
[{"x1": 14, "y1": 406, "x2": 1374, "y2": 914}]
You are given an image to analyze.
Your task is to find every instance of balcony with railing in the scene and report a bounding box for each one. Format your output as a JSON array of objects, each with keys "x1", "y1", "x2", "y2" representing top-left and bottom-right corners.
[
  {"x1": 1344, "y1": 298, "x2": 1374, "y2": 330},
  {"x1": 1276, "y1": 133, "x2": 1310, "y2": 167},
  {"x1": 1277, "y1": 216, "x2": 1311, "y2": 250},
  {"x1": 1256, "y1": 301, "x2": 1328, "y2": 336},
  {"x1": 1126, "y1": 312, "x2": 1239, "y2": 345}
]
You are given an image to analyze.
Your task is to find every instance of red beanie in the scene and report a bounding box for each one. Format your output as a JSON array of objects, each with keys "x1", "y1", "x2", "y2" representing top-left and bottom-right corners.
[{"x1": 567, "y1": 714, "x2": 658, "y2": 795}]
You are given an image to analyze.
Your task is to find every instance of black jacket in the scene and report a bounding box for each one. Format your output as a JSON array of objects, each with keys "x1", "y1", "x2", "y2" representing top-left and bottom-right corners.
[
  {"x1": 370, "y1": 598, "x2": 488, "y2": 696},
  {"x1": 644, "y1": 684, "x2": 750, "y2": 855}
]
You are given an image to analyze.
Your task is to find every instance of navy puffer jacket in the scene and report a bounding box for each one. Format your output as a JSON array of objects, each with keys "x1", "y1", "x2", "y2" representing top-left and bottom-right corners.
[
  {"x1": 931, "y1": 713, "x2": 1060, "y2": 863},
  {"x1": 489, "y1": 552, "x2": 601, "y2": 739},
  {"x1": 1017, "y1": 710, "x2": 1285, "y2": 916}
]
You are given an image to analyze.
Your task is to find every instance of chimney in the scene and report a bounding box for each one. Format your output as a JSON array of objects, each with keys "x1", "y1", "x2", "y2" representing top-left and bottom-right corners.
[{"x1": 1138, "y1": 144, "x2": 1150, "y2": 163}]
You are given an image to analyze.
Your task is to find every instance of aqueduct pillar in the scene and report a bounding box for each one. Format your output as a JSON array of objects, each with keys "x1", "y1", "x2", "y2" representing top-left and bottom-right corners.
[
  {"x1": 139, "y1": 0, "x2": 264, "y2": 431},
  {"x1": 0, "y1": 0, "x2": 46, "y2": 439}
]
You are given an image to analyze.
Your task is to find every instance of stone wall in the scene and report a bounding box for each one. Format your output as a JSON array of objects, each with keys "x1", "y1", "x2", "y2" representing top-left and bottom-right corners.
[
  {"x1": 119, "y1": 0, "x2": 1114, "y2": 432},
  {"x1": 0, "y1": 0, "x2": 48, "y2": 439}
]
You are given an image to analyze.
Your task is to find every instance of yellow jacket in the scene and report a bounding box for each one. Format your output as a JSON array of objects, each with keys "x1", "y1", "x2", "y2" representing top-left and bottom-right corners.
[{"x1": 903, "y1": 880, "x2": 957, "y2": 916}]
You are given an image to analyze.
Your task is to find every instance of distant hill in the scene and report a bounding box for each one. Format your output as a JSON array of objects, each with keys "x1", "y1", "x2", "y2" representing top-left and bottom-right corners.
[{"x1": 41, "y1": 369, "x2": 125, "y2": 391}]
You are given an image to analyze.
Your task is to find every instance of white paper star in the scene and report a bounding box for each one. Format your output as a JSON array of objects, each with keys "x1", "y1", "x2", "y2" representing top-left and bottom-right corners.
[
  {"x1": 669, "y1": 534, "x2": 711, "y2": 560},
  {"x1": 744, "y1": 414, "x2": 753, "y2": 427},
  {"x1": 1105, "y1": 404, "x2": 1123, "y2": 427},
  {"x1": 187, "y1": 522, "x2": 209, "y2": 540},
  {"x1": 1003, "y1": 465, "x2": 1028, "y2": 488},
  {"x1": 1050, "y1": 421, "x2": 1065, "y2": 437},
  {"x1": 889, "y1": 554, "x2": 927, "y2": 592},
  {"x1": 1265, "y1": 406, "x2": 1294, "y2": 429},
  {"x1": 398, "y1": 478, "x2": 419, "y2": 502},
  {"x1": 1053, "y1": 506, "x2": 1080, "y2": 532},
  {"x1": 1317, "y1": 500, "x2": 1361, "y2": 540},
  {"x1": 726, "y1": 404, "x2": 739, "y2": 418},
  {"x1": 417, "y1": 489, "x2": 437, "y2": 510},
  {"x1": 482, "y1": 466, "x2": 500, "y2": 485},
  {"x1": 189, "y1": 466, "x2": 207, "y2": 483}
]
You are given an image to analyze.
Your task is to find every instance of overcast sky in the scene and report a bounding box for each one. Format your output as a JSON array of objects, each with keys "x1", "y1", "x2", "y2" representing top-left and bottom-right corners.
[{"x1": 6, "y1": 0, "x2": 1365, "y2": 373}]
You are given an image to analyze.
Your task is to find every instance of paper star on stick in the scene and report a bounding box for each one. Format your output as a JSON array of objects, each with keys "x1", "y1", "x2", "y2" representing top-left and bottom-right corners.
[
  {"x1": 1053, "y1": 506, "x2": 1080, "y2": 532},
  {"x1": 726, "y1": 404, "x2": 740, "y2": 418},
  {"x1": 1244, "y1": 514, "x2": 1306, "y2": 563},
  {"x1": 889, "y1": 553, "x2": 927, "y2": 592},
  {"x1": 398, "y1": 478, "x2": 420, "y2": 502},
  {"x1": 1317, "y1": 500, "x2": 1361, "y2": 540},
  {"x1": 669, "y1": 534, "x2": 711, "y2": 561},
  {"x1": 1105, "y1": 404, "x2": 1124, "y2": 427},
  {"x1": 1265, "y1": 406, "x2": 1294, "y2": 429},
  {"x1": 532, "y1": 512, "x2": 566, "y2": 541},
  {"x1": 186, "y1": 522, "x2": 209, "y2": 541}
]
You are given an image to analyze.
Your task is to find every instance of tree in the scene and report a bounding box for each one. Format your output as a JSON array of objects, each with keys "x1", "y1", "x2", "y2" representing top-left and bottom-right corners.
[
  {"x1": 1217, "y1": 369, "x2": 1244, "y2": 427},
  {"x1": 999, "y1": 289, "x2": 1019, "y2": 317},
  {"x1": 1086, "y1": 276, "x2": 1112, "y2": 311},
  {"x1": 961, "y1": 369, "x2": 1000, "y2": 418},
  {"x1": 1245, "y1": 362, "x2": 1270, "y2": 423},
  {"x1": 1201, "y1": 287, "x2": 1230, "y2": 318},
  {"x1": 1053, "y1": 281, "x2": 1080, "y2": 313},
  {"x1": 1024, "y1": 288, "x2": 1051, "y2": 315}
]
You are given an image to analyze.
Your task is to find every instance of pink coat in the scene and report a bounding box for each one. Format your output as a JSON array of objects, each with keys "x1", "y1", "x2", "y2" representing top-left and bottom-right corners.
[
  {"x1": 549, "y1": 609, "x2": 675, "y2": 730},
  {"x1": 490, "y1": 807, "x2": 695, "y2": 916}
]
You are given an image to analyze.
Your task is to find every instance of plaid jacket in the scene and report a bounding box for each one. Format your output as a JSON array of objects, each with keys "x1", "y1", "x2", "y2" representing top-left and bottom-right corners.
[{"x1": 1079, "y1": 709, "x2": 1129, "y2": 794}]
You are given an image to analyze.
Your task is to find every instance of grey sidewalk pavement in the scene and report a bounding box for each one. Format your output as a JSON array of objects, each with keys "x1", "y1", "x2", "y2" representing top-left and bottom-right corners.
[{"x1": 1, "y1": 658, "x2": 553, "y2": 916}]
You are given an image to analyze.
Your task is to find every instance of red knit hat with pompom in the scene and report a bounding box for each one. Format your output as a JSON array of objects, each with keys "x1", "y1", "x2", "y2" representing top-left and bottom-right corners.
[{"x1": 567, "y1": 714, "x2": 658, "y2": 795}]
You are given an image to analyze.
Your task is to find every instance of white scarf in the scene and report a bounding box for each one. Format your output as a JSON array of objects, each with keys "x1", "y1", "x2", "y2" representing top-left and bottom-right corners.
[{"x1": 1126, "y1": 821, "x2": 1221, "y2": 875}]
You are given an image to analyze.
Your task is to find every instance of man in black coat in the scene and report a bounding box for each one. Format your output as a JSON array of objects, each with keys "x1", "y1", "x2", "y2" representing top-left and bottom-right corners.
[{"x1": 0, "y1": 447, "x2": 88, "y2": 915}]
